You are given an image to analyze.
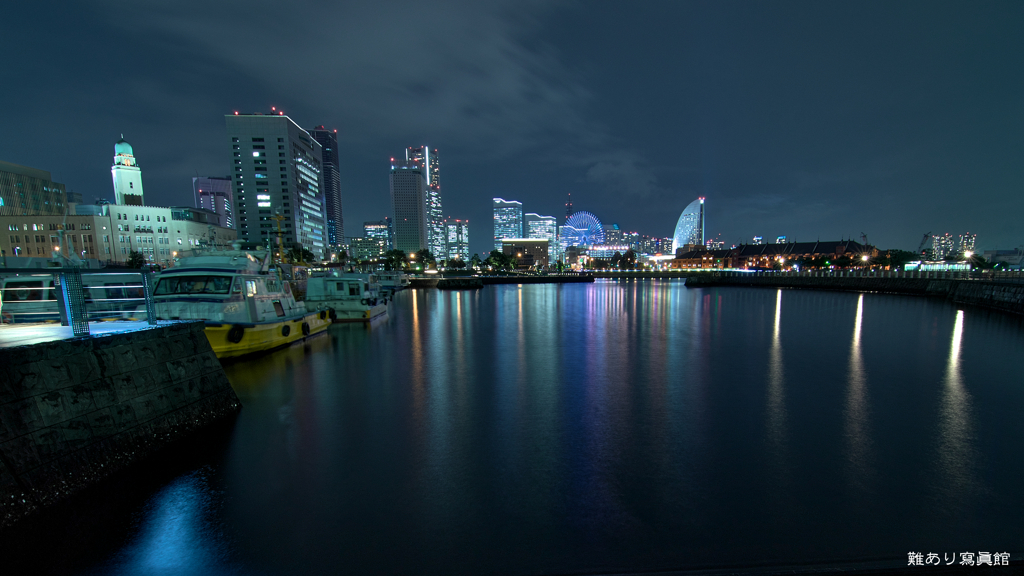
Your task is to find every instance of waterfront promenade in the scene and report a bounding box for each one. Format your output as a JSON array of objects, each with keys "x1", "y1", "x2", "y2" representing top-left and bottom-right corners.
[{"x1": 686, "y1": 269, "x2": 1024, "y2": 315}]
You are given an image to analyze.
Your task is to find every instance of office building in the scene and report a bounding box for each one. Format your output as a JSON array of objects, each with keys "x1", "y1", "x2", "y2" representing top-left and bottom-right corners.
[
  {"x1": 310, "y1": 126, "x2": 344, "y2": 247},
  {"x1": 603, "y1": 223, "x2": 623, "y2": 245},
  {"x1": 493, "y1": 198, "x2": 523, "y2": 250},
  {"x1": 501, "y1": 238, "x2": 549, "y2": 269},
  {"x1": 672, "y1": 197, "x2": 705, "y2": 253},
  {"x1": 0, "y1": 205, "x2": 235, "y2": 266},
  {"x1": 364, "y1": 220, "x2": 392, "y2": 250},
  {"x1": 1, "y1": 160, "x2": 67, "y2": 216},
  {"x1": 445, "y1": 218, "x2": 469, "y2": 261},
  {"x1": 406, "y1": 146, "x2": 444, "y2": 258},
  {"x1": 193, "y1": 176, "x2": 234, "y2": 229},
  {"x1": 111, "y1": 137, "x2": 145, "y2": 206},
  {"x1": 225, "y1": 111, "x2": 327, "y2": 259},
  {"x1": 349, "y1": 237, "x2": 388, "y2": 261},
  {"x1": 526, "y1": 213, "x2": 559, "y2": 261},
  {"x1": 390, "y1": 156, "x2": 428, "y2": 254}
]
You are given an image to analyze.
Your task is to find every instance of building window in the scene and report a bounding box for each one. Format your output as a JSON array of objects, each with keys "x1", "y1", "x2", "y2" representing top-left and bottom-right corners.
[
  {"x1": 232, "y1": 137, "x2": 239, "y2": 143},
  {"x1": 252, "y1": 138, "x2": 264, "y2": 142}
]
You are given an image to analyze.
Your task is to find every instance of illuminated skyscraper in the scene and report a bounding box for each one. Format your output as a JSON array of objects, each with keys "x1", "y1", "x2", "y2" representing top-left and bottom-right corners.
[
  {"x1": 526, "y1": 213, "x2": 559, "y2": 261},
  {"x1": 225, "y1": 111, "x2": 326, "y2": 259},
  {"x1": 445, "y1": 218, "x2": 469, "y2": 260},
  {"x1": 390, "y1": 156, "x2": 428, "y2": 254},
  {"x1": 671, "y1": 197, "x2": 705, "y2": 252},
  {"x1": 310, "y1": 126, "x2": 344, "y2": 247},
  {"x1": 406, "y1": 146, "x2": 444, "y2": 258},
  {"x1": 364, "y1": 220, "x2": 392, "y2": 250},
  {"x1": 493, "y1": 198, "x2": 523, "y2": 250}
]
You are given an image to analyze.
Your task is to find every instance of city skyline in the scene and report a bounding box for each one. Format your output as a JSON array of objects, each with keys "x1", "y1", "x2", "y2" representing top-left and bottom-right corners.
[{"x1": 1, "y1": 2, "x2": 1021, "y2": 257}]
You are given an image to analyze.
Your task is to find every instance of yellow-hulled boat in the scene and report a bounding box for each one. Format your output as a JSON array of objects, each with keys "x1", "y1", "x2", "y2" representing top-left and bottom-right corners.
[{"x1": 148, "y1": 248, "x2": 330, "y2": 358}]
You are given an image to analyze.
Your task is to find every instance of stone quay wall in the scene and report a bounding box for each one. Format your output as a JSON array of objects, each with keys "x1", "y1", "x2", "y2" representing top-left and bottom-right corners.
[
  {"x1": 0, "y1": 321, "x2": 240, "y2": 528},
  {"x1": 684, "y1": 272, "x2": 1024, "y2": 316}
]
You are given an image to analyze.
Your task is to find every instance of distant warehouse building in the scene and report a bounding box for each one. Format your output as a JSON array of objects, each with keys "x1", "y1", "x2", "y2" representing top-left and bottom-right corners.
[{"x1": 672, "y1": 240, "x2": 877, "y2": 270}]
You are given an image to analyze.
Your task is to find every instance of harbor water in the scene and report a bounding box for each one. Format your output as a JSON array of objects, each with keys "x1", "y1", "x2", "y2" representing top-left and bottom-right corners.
[{"x1": 5, "y1": 280, "x2": 1024, "y2": 574}]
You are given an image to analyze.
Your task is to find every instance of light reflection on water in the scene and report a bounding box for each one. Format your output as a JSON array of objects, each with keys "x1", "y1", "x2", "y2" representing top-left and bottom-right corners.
[
  {"x1": 36, "y1": 281, "x2": 1024, "y2": 575},
  {"x1": 936, "y1": 309, "x2": 978, "y2": 506},
  {"x1": 844, "y1": 293, "x2": 873, "y2": 490}
]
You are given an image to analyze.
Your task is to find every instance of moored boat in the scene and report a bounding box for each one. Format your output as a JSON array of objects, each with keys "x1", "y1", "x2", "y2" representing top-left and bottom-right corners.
[
  {"x1": 376, "y1": 271, "x2": 409, "y2": 298},
  {"x1": 148, "y1": 248, "x2": 330, "y2": 358},
  {"x1": 305, "y1": 271, "x2": 388, "y2": 322}
]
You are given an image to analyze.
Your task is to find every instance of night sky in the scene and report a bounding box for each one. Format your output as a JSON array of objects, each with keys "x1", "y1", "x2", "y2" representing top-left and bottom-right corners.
[{"x1": 1, "y1": 1, "x2": 1021, "y2": 257}]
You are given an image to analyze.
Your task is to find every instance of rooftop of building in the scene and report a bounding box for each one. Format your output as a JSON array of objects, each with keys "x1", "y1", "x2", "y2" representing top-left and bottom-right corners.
[{"x1": 0, "y1": 160, "x2": 55, "y2": 182}]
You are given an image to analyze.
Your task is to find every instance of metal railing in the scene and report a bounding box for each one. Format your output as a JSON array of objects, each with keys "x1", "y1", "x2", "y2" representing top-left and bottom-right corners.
[{"x1": 0, "y1": 268, "x2": 159, "y2": 334}]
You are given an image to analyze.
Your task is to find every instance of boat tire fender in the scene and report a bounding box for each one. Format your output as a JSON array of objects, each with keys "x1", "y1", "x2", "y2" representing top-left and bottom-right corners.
[
  {"x1": 319, "y1": 310, "x2": 327, "y2": 320},
  {"x1": 301, "y1": 322, "x2": 310, "y2": 336},
  {"x1": 227, "y1": 325, "x2": 245, "y2": 343},
  {"x1": 281, "y1": 324, "x2": 290, "y2": 337},
  {"x1": 328, "y1": 308, "x2": 337, "y2": 320},
  {"x1": 360, "y1": 298, "x2": 368, "y2": 305}
]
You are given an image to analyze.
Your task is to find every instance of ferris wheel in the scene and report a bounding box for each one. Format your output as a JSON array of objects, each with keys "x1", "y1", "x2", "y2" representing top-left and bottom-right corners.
[{"x1": 564, "y1": 211, "x2": 605, "y2": 246}]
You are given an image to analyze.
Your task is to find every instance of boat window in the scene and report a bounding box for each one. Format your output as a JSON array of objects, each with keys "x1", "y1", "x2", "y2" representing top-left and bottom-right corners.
[
  {"x1": 348, "y1": 283, "x2": 360, "y2": 296},
  {"x1": 266, "y1": 280, "x2": 280, "y2": 293},
  {"x1": 154, "y1": 275, "x2": 234, "y2": 295},
  {"x1": 335, "y1": 282, "x2": 344, "y2": 291},
  {"x1": 246, "y1": 280, "x2": 258, "y2": 298},
  {"x1": 272, "y1": 300, "x2": 285, "y2": 317},
  {"x1": 231, "y1": 277, "x2": 242, "y2": 294},
  {"x1": 2, "y1": 281, "x2": 45, "y2": 302}
]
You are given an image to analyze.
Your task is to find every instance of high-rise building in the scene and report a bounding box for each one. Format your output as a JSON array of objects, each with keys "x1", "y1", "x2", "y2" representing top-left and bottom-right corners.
[
  {"x1": 364, "y1": 220, "x2": 392, "y2": 250},
  {"x1": 931, "y1": 233, "x2": 955, "y2": 259},
  {"x1": 310, "y1": 126, "x2": 344, "y2": 247},
  {"x1": 1, "y1": 160, "x2": 67, "y2": 216},
  {"x1": 349, "y1": 237, "x2": 387, "y2": 261},
  {"x1": 390, "y1": 156, "x2": 428, "y2": 254},
  {"x1": 406, "y1": 146, "x2": 444, "y2": 258},
  {"x1": 671, "y1": 197, "x2": 705, "y2": 253},
  {"x1": 111, "y1": 137, "x2": 144, "y2": 206},
  {"x1": 193, "y1": 176, "x2": 234, "y2": 229},
  {"x1": 603, "y1": 223, "x2": 623, "y2": 245},
  {"x1": 958, "y1": 233, "x2": 977, "y2": 255},
  {"x1": 225, "y1": 111, "x2": 327, "y2": 259},
  {"x1": 932, "y1": 232, "x2": 977, "y2": 259},
  {"x1": 525, "y1": 213, "x2": 559, "y2": 261},
  {"x1": 493, "y1": 198, "x2": 523, "y2": 250},
  {"x1": 445, "y1": 218, "x2": 469, "y2": 261}
]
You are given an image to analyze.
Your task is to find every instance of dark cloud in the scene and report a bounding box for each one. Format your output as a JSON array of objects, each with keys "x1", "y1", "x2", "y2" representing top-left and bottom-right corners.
[{"x1": 1, "y1": 1, "x2": 1021, "y2": 255}]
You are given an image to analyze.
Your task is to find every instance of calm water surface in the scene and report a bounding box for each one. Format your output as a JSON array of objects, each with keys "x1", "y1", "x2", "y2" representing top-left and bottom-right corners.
[{"x1": 7, "y1": 281, "x2": 1024, "y2": 574}]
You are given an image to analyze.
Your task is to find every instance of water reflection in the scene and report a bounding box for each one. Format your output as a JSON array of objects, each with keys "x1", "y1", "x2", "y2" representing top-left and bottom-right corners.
[
  {"x1": 937, "y1": 310, "x2": 977, "y2": 502},
  {"x1": 766, "y1": 289, "x2": 787, "y2": 449},
  {"x1": 102, "y1": 468, "x2": 231, "y2": 575},
  {"x1": 844, "y1": 294, "x2": 872, "y2": 489}
]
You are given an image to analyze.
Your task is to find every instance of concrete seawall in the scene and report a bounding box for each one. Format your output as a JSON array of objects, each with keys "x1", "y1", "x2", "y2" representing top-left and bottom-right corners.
[
  {"x1": 0, "y1": 321, "x2": 241, "y2": 528},
  {"x1": 685, "y1": 273, "x2": 1024, "y2": 316}
]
